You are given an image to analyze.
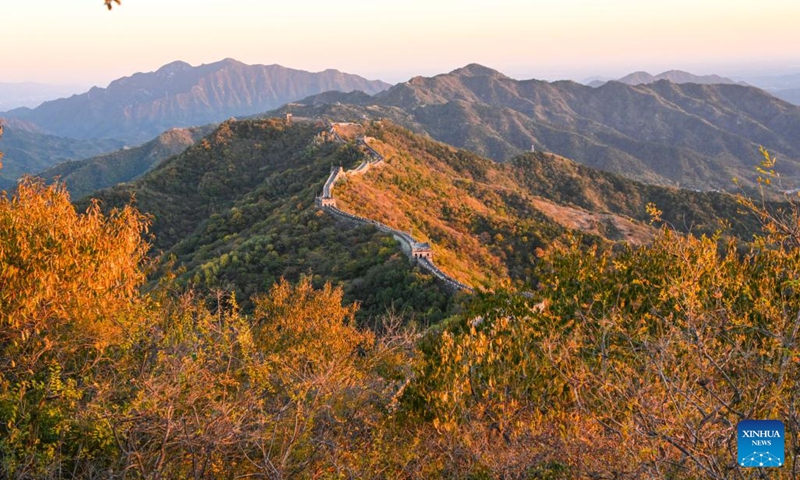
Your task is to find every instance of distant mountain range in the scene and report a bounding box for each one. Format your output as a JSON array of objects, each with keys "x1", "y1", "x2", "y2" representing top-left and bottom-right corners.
[
  {"x1": 591, "y1": 70, "x2": 800, "y2": 106},
  {"x1": 1, "y1": 59, "x2": 390, "y2": 143},
  {"x1": 5, "y1": 62, "x2": 800, "y2": 194},
  {"x1": 587, "y1": 70, "x2": 745, "y2": 87},
  {"x1": 280, "y1": 64, "x2": 800, "y2": 190}
]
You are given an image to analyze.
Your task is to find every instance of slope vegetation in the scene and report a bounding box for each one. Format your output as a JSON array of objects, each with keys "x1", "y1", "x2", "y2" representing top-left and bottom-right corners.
[
  {"x1": 87, "y1": 118, "x2": 757, "y2": 316},
  {"x1": 87, "y1": 118, "x2": 454, "y2": 323},
  {"x1": 333, "y1": 123, "x2": 750, "y2": 289},
  {"x1": 4, "y1": 128, "x2": 800, "y2": 480}
]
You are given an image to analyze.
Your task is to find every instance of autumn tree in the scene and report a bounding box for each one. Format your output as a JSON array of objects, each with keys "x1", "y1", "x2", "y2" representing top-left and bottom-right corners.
[
  {"x1": 0, "y1": 178, "x2": 419, "y2": 478},
  {"x1": 409, "y1": 221, "x2": 800, "y2": 476},
  {"x1": 0, "y1": 179, "x2": 151, "y2": 478},
  {"x1": 111, "y1": 279, "x2": 417, "y2": 478},
  {"x1": 408, "y1": 151, "x2": 800, "y2": 477}
]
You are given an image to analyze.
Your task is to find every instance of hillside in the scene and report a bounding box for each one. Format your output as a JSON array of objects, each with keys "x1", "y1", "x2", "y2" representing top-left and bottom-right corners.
[
  {"x1": 5, "y1": 120, "x2": 799, "y2": 480},
  {"x1": 86, "y1": 118, "x2": 455, "y2": 323},
  {"x1": 2, "y1": 59, "x2": 390, "y2": 143},
  {"x1": 38, "y1": 125, "x2": 214, "y2": 199},
  {"x1": 84, "y1": 116, "x2": 761, "y2": 319},
  {"x1": 291, "y1": 64, "x2": 800, "y2": 191},
  {"x1": 332, "y1": 122, "x2": 753, "y2": 289},
  {"x1": 0, "y1": 118, "x2": 123, "y2": 190}
]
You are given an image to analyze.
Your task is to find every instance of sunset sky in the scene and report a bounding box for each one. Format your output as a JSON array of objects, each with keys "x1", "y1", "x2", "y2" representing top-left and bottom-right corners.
[{"x1": 2, "y1": 0, "x2": 799, "y2": 86}]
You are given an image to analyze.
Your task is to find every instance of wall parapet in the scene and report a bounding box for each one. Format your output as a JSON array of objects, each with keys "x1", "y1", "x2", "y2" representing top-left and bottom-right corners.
[{"x1": 317, "y1": 138, "x2": 472, "y2": 293}]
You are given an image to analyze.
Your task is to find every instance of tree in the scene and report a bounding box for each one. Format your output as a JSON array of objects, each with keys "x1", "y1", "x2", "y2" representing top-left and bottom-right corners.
[
  {"x1": 407, "y1": 151, "x2": 800, "y2": 477},
  {"x1": 0, "y1": 178, "x2": 151, "y2": 478},
  {"x1": 0, "y1": 177, "x2": 419, "y2": 477}
]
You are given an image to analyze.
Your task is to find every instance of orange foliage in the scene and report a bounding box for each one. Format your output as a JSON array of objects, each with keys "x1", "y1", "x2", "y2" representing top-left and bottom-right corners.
[
  {"x1": 0, "y1": 178, "x2": 150, "y2": 358},
  {"x1": 0, "y1": 178, "x2": 151, "y2": 476}
]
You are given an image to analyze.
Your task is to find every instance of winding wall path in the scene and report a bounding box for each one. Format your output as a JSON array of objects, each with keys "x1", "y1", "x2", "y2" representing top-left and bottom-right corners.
[{"x1": 318, "y1": 128, "x2": 473, "y2": 293}]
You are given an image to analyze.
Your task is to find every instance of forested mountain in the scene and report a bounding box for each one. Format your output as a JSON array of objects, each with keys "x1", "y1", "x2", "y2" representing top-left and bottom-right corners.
[
  {"x1": 87, "y1": 117, "x2": 754, "y2": 310},
  {"x1": 2, "y1": 59, "x2": 390, "y2": 143},
  {"x1": 288, "y1": 64, "x2": 800, "y2": 190},
  {"x1": 86, "y1": 118, "x2": 455, "y2": 323},
  {"x1": 333, "y1": 122, "x2": 753, "y2": 288},
  {"x1": 38, "y1": 125, "x2": 214, "y2": 199},
  {"x1": 0, "y1": 118, "x2": 122, "y2": 190}
]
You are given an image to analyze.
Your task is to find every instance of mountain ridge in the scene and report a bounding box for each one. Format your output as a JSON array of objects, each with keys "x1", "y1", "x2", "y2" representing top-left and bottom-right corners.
[
  {"x1": 37, "y1": 125, "x2": 214, "y2": 199},
  {"x1": 286, "y1": 64, "x2": 800, "y2": 190},
  {"x1": 2, "y1": 59, "x2": 391, "y2": 143},
  {"x1": 615, "y1": 70, "x2": 745, "y2": 86}
]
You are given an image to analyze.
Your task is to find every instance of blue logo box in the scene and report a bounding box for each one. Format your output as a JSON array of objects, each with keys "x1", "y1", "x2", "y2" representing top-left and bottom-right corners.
[{"x1": 738, "y1": 420, "x2": 784, "y2": 467}]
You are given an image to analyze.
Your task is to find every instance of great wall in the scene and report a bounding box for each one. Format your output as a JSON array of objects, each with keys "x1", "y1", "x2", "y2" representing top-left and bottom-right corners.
[{"x1": 316, "y1": 123, "x2": 474, "y2": 293}]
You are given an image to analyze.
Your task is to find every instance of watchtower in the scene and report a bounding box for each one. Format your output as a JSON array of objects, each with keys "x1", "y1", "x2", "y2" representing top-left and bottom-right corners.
[{"x1": 411, "y1": 242, "x2": 433, "y2": 260}]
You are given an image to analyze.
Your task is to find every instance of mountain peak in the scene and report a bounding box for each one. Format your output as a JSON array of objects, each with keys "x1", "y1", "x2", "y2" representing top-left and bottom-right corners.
[
  {"x1": 658, "y1": 69, "x2": 691, "y2": 77},
  {"x1": 617, "y1": 71, "x2": 656, "y2": 85},
  {"x1": 156, "y1": 60, "x2": 193, "y2": 76},
  {"x1": 450, "y1": 64, "x2": 506, "y2": 78},
  {"x1": 214, "y1": 57, "x2": 247, "y2": 68},
  {"x1": 3, "y1": 60, "x2": 390, "y2": 143}
]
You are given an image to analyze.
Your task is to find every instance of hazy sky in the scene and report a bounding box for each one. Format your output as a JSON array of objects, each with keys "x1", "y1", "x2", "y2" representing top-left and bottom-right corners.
[{"x1": 2, "y1": 0, "x2": 799, "y2": 87}]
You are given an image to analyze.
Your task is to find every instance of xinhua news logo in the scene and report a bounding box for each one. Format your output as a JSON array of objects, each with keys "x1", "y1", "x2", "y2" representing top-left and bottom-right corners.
[{"x1": 737, "y1": 420, "x2": 784, "y2": 468}]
